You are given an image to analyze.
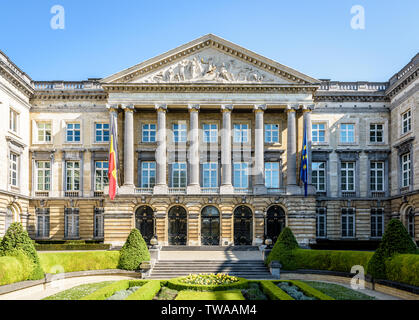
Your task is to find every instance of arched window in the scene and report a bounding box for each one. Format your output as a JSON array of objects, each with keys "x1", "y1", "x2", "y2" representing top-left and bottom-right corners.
[{"x1": 407, "y1": 207, "x2": 415, "y2": 238}]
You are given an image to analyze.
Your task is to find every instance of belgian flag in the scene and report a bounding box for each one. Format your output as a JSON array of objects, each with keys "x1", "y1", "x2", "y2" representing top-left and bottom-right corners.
[{"x1": 108, "y1": 111, "x2": 118, "y2": 200}]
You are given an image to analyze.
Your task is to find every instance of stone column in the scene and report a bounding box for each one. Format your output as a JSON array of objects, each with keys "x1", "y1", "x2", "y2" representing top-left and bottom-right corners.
[
  {"x1": 303, "y1": 104, "x2": 316, "y2": 195},
  {"x1": 220, "y1": 104, "x2": 234, "y2": 194},
  {"x1": 187, "y1": 104, "x2": 201, "y2": 194},
  {"x1": 286, "y1": 105, "x2": 299, "y2": 194},
  {"x1": 253, "y1": 104, "x2": 267, "y2": 194},
  {"x1": 122, "y1": 104, "x2": 135, "y2": 189},
  {"x1": 154, "y1": 104, "x2": 168, "y2": 194}
]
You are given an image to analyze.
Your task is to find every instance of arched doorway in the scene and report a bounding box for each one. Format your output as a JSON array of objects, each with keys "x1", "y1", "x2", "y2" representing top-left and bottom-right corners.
[
  {"x1": 266, "y1": 205, "x2": 286, "y2": 244},
  {"x1": 234, "y1": 205, "x2": 253, "y2": 245},
  {"x1": 168, "y1": 206, "x2": 187, "y2": 245},
  {"x1": 201, "y1": 206, "x2": 220, "y2": 246},
  {"x1": 135, "y1": 206, "x2": 154, "y2": 245}
]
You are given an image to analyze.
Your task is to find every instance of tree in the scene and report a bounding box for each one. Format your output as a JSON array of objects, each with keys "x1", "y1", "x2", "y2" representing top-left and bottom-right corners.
[
  {"x1": 266, "y1": 227, "x2": 299, "y2": 269},
  {"x1": 117, "y1": 229, "x2": 151, "y2": 271}
]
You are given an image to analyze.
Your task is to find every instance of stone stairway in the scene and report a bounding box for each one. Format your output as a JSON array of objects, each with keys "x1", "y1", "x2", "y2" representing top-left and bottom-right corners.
[{"x1": 147, "y1": 260, "x2": 274, "y2": 279}]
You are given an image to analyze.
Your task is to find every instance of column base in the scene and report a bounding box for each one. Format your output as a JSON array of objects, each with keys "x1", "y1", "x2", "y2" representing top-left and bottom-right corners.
[
  {"x1": 153, "y1": 184, "x2": 168, "y2": 195},
  {"x1": 286, "y1": 184, "x2": 301, "y2": 195},
  {"x1": 187, "y1": 185, "x2": 201, "y2": 194},
  {"x1": 119, "y1": 184, "x2": 135, "y2": 194},
  {"x1": 220, "y1": 184, "x2": 234, "y2": 194},
  {"x1": 253, "y1": 185, "x2": 267, "y2": 195}
]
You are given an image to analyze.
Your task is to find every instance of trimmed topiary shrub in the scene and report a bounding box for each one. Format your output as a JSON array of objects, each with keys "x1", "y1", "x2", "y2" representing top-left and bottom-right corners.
[
  {"x1": 367, "y1": 219, "x2": 417, "y2": 280},
  {"x1": 0, "y1": 223, "x2": 44, "y2": 280},
  {"x1": 266, "y1": 227, "x2": 299, "y2": 268},
  {"x1": 117, "y1": 229, "x2": 150, "y2": 271}
]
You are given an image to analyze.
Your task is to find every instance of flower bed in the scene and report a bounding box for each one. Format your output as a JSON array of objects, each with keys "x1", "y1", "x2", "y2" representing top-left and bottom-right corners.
[
  {"x1": 180, "y1": 274, "x2": 239, "y2": 285},
  {"x1": 167, "y1": 274, "x2": 248, "y2": 292}
]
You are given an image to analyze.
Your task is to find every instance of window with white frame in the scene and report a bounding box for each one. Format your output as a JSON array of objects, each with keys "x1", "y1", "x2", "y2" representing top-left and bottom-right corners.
[
  {"x1": 142, "y1": 124, "x2": 156, "y2": 143},
  {"x1": 173, "y1": 123, "x2": 187, "y2": 143},
  {"x1": 171, "y1": 162, "x2": 187, "y2": 187},
  {"x1": 312, "y1": 123, "x2": 326, "y2": 143},
  {"x1": 265, "y1": 124, "x2": 279, "y2": 143},
  {"x1": 316, "y1": 207, "x2": 327, "y2": 238},
  {"x1": 341, "y1": 208, "x2": 355, "y2": 238},
  {"x1": 66, "y1": 123, "x2": 81, "y2": 142},
  {"x1": 9, "y1": 108, "x2": 18, "y2": 133},
  {"x1": 312, "y1": 162, "x2": 326, "y2": 192},
  {"x1": 203, "y1": 124, "x2": 218, "y2": 143},
  {"x1": 203, "y1": 162, "x2": 218, "y2": 188},
  {"x1": 407, "y1": 207, "x2": 415, "y2": 238},
  {"x1": 95, "y1": 161, "x2": 109, "y2": 191},
  {"x1": 94, "y1": 208, "x2": 104, "y2": 238},
  {"x1": 95, "y1": 123, "x2": 109, "y2": 143},
  {"x1": 370, "y1": 161, "x2": 385, "y2": 192},
  {"x1": 402, "y1": 110, "x2": 411, "y2": 135},
  {"x1": 401, "y1": 153, "x2": 411, "y2": 188},
  {"x1": 36, "y1": 208, "x2": 50, "y2": 238},
  {"x1": 341, "y1": 162, "x2": 355, "y2": 192},
  {"x1": 340, "y1": 124, "x2": 355, "y2": 143},
  {"x1": 233, "y1": 124, "x2": 249, "y2": 143},
  {"x1": 265, "y1": 162, "x2": 280, "y2": 189},
  {"x1": 9, "y1": 152, "x2": 19, "y2": 187},
  {"x1": 65, "y1": 208, "x2": 79, "y2": 238},
  {"x1": 141, "y1": 161, "x2": 156, "y2": 188},
  {"x1": 66, "y1": 161, "x2": 80, "y2": 191},
  {"x1": 37, "y1": 122, "x2": 52, "y2": 143},
  {"x1": 369, "y1": 124, "x2": 383, "y2": 143},
  {"x1": 233, "y1": 162, "x2": 249, "y2": 189},
  {"x1": 370, "y1": 208, "x2": 384, "y2": 238},
  {"x1": 36, "y1": 161, "x2": 51, "y2": 191}
]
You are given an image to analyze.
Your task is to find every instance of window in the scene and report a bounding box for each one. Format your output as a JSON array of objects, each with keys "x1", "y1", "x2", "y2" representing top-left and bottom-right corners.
[
  {"x1": 370, "y1": 162, "x2": 384, "y2": 192},
  {"x1": 95, "y1": 161, "x2": 109, "y2": 191},
  {"x1": 95, "y1": 123, "x2": 109, "y2": 143},
  {"x1": 341, "y1": 162, "x2": 355, "y2": 192},
  {"x1": 341, "y1": 208, "x2": 355, "y2": 238},
  {"x1": 36, "y1": 208, "x2": 50, "y2": 238},
  {"x1": 340, "y1": 124, "x2": 355, "y2": 143},
  {"x1": 141, "y1": 162, "x2": 156, "y2": 188},
  {"x1": 312, "y1": 162, "x2": 326, "y2": 192},
  {"x1": 369, "y1": 124, "x2": 383, "y2": 143},
  {"x1": 233, "y1": 162, "x2": 249, "y2": 189},
  {"x1": 402, "y1": 110, "x2": 411, "y2": 135},
  {"x1": 407, "y1": 207, "x2": 415, "y2": 238},
  {"x1": 94, "y1": 208, "x2": 104, "y2": 239},
  {"x1": 265, "y1": 162, "x2": 280, "y2": 189},
  {"x1": 65, "y1": 208, "x2": 79, "y2": 239},
  {"x1": 9, "y1": 108, "x2": 18, "y2": 132},
  {"x1": 401, "y1": 153, "x2": 411, "y2": 188},
  {"x1": 265, "y1": 124, "x2": 279, "y2": 143},
  {"x1": 37, "y1": 122, "x2": 52, "y2": 142},
  {"x1": 9, "y1": 153, "x2": 18, "y2": 187},
  {"x1": 66, "y1": 161, "x2": 80, "y2": 191},
  {"x1": 66, "y1": 123, "x2": 81, "y2": 142},
  {"x1": 142, "y1": 124, "x2": 156, "y2": 143},
  {"x1": 171, "y1": 162, "x2": 187, "y2": 188},
  {"x1": 316, "y1": 207, "x2": 327, "y2": 238},
  {"x1": 312, "y1": 123, "x2": 326, "y2": 143},
  {"x1": 5, "y1": 207, "x2": 13, "y2": 233},
  {"x1": 371, "y1": 208, "x2": 384, "y2": 238},
  {"x1": 173, "y1": 123, "x2": 187, "y2": 143},
  {"x1": 233, "y1": 124, "x2": 249, "y2": 143},
  {"x1": 203, "y1": 162, "x2": 218, "y2": 188},
  {"x1": 36, "y1": 161, "x2": 51, "y2": 191},
  {"x1": 203, "y1": 124, "x2": 218, "y2": 143}
]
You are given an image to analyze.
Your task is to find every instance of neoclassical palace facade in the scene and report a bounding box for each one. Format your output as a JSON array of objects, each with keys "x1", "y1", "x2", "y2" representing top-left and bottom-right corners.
[{"x1": 0, "y1": 34, "x2": 418, "y2": 248}]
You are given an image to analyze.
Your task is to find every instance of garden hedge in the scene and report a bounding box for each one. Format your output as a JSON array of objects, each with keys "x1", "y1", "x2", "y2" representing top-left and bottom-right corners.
[
  {"x1": 259, "y1": 280, "x2": 294, "y2": 300},
  {"x1": 167, "y1": 277, "x2": 249, "y2": 292},
  {"x1": 277, "y1": 280, "x2": 334, "y2": 300},
  {"x1": 125, "y1": 280, "x2": 162, "y2": 300},
  {"x1": 81, "y1": 280, "x2": 146, "y2": 300},
  {"x1": 385, "y1": 254, "x2": 419, "y2": 287},
  {"x1": 39, "y1": 251, "x2": 120, "y2": 274},
  {"x1": 118, "y1": 229, "x2": 150, "y2": 271},
  {"x1": 175, "y1": 290, "x2": 246, "y2": 300},
  {"x1": 0, "y1": 252, "x2": 34, "y2": 286},
  {"x1": 35, "y1": 243, "x2": 110, "y2": 251}
]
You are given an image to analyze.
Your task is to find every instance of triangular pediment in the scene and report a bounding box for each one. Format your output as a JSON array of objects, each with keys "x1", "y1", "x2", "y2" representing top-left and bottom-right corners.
[{"x1": 101, "y1": 34, "x2": 319, "y2": 85}]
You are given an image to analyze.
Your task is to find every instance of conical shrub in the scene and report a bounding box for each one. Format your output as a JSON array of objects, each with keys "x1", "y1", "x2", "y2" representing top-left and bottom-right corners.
[
  {"x1": 0, "y1": 222, "x2": 44, "y2": 280},
  {"x1": 266, "y1": 227, "x2": 299, "y2": 269},
  {"x1": 117, "y1": 229, "x2": 150, "y2": 270}
]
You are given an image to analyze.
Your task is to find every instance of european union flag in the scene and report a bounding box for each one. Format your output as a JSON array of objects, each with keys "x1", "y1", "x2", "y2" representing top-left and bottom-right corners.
[{"x1": 300, "y1": 121, "x2": 308, "y2": 197}]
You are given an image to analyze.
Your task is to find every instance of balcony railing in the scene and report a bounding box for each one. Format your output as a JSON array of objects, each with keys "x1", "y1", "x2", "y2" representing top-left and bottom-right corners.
[
  {"x1": 65, "y1": 191, "x2": 80, "y2": 198},
  {"x1": 267, "y1": 188, "x2": 282, "y2": 194},
  {"x1": 371, "y1": 191, "x2": 386, "y2": 198},
  {"x1": 35, "y1": 191, "x2": 49, "y2": 197},
  {"x1": 93, "y1": 191, "x2": 104, "y2": 197},
  {"x1": 169, "y1": 187, "x2": 187, "y2": 194},
  {"x1": 234, "y1": 188, "x2": 251, "y2": 194},
  {"x1": 342, "y1": 191, "x2": 356, "y2": 198},
  {"x1": 135, "y1": 188, "x2": 153, "y2": 194},
  {"x1": 201, "y1": 187, "x2": 220, "y2": 194}
]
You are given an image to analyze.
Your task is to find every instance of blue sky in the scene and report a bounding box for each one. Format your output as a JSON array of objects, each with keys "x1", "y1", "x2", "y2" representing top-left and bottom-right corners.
[{"x1": 0, "y1": 0, "x2": 418, "y2": 82}]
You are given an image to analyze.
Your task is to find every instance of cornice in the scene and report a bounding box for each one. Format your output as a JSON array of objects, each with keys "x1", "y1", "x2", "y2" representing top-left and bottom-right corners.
[
  {"x1": 31, "y1": 90, "x2": 107, "y2": 102},
  {"x1": 314, "y1": 93, "x2": 389, "y2": 103},
  {"x1": 0, "y1": 61, "x2": 34, "y2": 98}
]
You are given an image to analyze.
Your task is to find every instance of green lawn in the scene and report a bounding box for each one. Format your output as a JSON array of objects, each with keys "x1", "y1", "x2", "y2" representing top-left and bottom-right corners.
[
  {"x1": 43, "y1": 281, "x2": 115, "y2": 300},
  {"x1": 175, "y1": 290, "x2": 245, "y2": 300},
  {"x1": 301, "y1": 281, "x2": 375, "y2": 300}
]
